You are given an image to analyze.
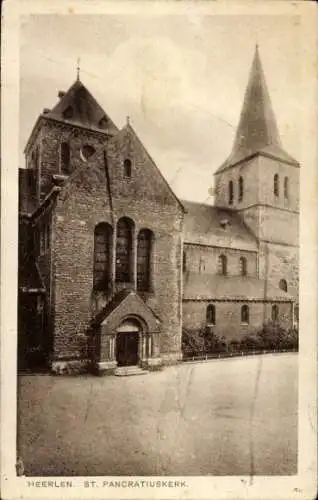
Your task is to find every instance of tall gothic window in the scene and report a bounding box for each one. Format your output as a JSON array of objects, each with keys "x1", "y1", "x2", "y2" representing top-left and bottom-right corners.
[
  {"x1": 279, "y1": 279, "x2": 288, "y2": 292},
  {"x1": 239, "y1": 256, "x2": 247, "y2": 276},
  {"x1": 241, "y1": 304, "x2": 249, "y2": 324},
  {"x1": 228, "y1": 180, "x2": 234, "y2": 205},
  {"x1": 116, "y1": 217, "x2": 133, "y2": 283},
  {"x1": 272, "y1": 304, "x2": 279, "y2": 322},
  {"x1": 60, "y1": 142, "x2": 71, "y2": 175},
  {"x1": 238, "y1": 176, "x2": 244, "y2": 202},
  {"x1": 206, "y1": 304, "x2": 216, "y2": 325},
  {"x1": 284, "y1": 176, "x2": 289, "y2": 200},
  {"x1": 93, "y1": 223, "x2": 112, "y2": 290},
  {"x1": 218, "y1": 254, "x2": 227, "y2": 275},
  {"x1": 274, "y1": 174, "x2": 279, "y2": 197},
  {"x1": 137, "y1": 229, "x2": 152, "y2": 292}
]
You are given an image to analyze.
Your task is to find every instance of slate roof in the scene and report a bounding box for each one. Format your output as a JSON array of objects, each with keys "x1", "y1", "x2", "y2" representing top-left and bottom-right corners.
[
  {"x1": 19, "y1": 257, "x2": 45, "y2": 293},
  {"x1": 182, "y1": 200, "x2": 258, "y2": 251},
  {"x1": 183, "y1": 273, "x2": 294, "y2": 302},
  {"x1": 47, "y1": 79, "x2": 119, "y2": 135},
  {"x1": 216, "y1": 46, "x2": 298, "y2": 173}
]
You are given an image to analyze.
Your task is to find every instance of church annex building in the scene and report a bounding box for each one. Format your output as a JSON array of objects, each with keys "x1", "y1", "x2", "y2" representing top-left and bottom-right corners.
[{"x1": 18, "y1": 47, "x2": 299, "y2": 374}]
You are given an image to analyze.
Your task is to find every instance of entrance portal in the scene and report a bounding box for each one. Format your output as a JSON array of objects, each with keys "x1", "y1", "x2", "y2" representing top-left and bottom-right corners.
[{"x1": 116, "y1": 332, "x2": 139, "y2": 366}]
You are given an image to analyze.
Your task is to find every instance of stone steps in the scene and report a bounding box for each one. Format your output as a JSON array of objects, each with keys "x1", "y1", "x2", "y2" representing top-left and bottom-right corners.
[{"x1": 114, "y1": 365, "x2": 149, "y2": 377}]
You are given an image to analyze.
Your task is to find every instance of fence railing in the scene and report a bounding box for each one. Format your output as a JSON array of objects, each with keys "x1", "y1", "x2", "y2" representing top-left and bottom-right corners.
[{"x1": 182, "y1": 348, "x2": 298, "y2": 362}]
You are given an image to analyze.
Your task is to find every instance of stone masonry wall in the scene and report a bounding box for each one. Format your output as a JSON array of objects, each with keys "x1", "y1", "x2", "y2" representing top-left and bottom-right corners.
[
  {"x1": 184, "y1": 243, "x2": 258, "y2": 277},
  {"x1": 51, "y1": 126, "x2": 183, "y2": 362},
  {"x1": 182, "y1": 300, "x2": 293, "y2": 340},
  {"x1": 258, "y1": 241, "x2": 299, "y2": 299}
]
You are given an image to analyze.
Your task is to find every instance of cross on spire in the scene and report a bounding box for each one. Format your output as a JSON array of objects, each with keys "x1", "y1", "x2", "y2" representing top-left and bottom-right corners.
[{"x1": 76, "y1": 57, "x2": 81, "y2": 80}]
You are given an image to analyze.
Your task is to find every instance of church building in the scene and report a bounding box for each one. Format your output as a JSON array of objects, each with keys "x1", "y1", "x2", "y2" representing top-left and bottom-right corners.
[{"x1": 18, "y1": 47, "x2": 299, "y2": 374}]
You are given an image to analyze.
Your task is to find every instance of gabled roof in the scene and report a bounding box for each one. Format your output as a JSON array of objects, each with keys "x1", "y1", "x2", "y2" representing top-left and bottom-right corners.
[
  {"x1": 109, "y1": 122, "x2": 185, "y2": 213},
  {"x1": 216, "y1": 46, "x2": 298, "y2": 173},
  {"x1": 46, "y1": 79, "x2": 118, "y2": 135},
  {"x1": 183, "y1": 273, "x2": 295, "y2": 302},
  {"x1": 92, "y1": 289, "x2": 161, "y2": 333},
  {"x1": 182, "y1": 200, "x2": 258, "y2": 251}
]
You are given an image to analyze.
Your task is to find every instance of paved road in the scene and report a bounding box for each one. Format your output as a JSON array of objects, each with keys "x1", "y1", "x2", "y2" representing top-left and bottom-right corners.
[{"x1": 17, "y1": 353, "x2": 297, "y2": 476}]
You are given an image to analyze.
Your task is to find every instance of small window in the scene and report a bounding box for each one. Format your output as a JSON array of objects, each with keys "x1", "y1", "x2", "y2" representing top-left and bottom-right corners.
[
  {"x1": 218, "y1": 254, "x2": 227, "y2": 276},
  {"x1": 228, "y1": 180, "x2": 234, "y2": 205},
  {"x1": 80, "y1": 144, "x2": 96, "y2": 161},
  {"x1": 272, "y1": 304, "x2": 279, "y2": 322},
  {"x1": 241, "y1": 304, "x2": 249, "y2": 324},
  {"x1": 238, "y1": 176, "x2": 244, "y2": 202},
  {"x1": 274, "y1": 174, "x2": 279, "y2": 197},
  {"x1": 284, "y1": 177, "x2": 289, "y2": 200},
  {"x1": 124, "y1": 159, "x2": 132, "y2": 178},
  {"x1": 63, "y1": 106, "x2": 73, "y2": 119},
  {"x1": 99, "y1": 116, "x2": 108, "y2": 129},
  {"x1": 60, "y1": 142, "x2": 71, "y2": 175},
  {"x1": 239, "y1": 256, "x2": 247, "y2": 276},
  {"x1": 206, "y1": 304, "x2": 216, "y2": 325},
  {"x1": 279, "y1": 279, "x2": 287, "y2": 292}
]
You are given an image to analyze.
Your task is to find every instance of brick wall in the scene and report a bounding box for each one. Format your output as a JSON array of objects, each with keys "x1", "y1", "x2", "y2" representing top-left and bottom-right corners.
[
  {"x1": 51, "y1": 126, "x2": 184, "y2": 361},
  {"x1": 30, "y1": 118, "x2": 109, "y2": 200},
  {"x1": 182, "y1": 300, "x2": 293, "y2": 340},
  {"x1": 183, "y1": 243, "x2": 258, "y2": 277},
  {"x1": 258, "y1": 241, "x2": 299, "y2": 299}
]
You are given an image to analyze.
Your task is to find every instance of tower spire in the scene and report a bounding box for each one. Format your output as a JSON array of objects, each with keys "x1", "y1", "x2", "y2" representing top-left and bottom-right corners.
[
  {"x1": 215, "y1": 45, "x2": 298, "y2": 172},
  {"x1": 76, "y1": 57, "x2": 80, "y2": 81},
  {"x1": 233, "y1": 45, "x2": 282, "y2": 157}
]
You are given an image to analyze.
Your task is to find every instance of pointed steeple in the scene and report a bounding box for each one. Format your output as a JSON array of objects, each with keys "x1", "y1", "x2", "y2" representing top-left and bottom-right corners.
[{"x1": 216, "y1": 46, "x2": 297, "y2": 172}]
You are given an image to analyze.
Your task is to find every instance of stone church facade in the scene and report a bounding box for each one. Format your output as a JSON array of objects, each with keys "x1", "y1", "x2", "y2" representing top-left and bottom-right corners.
[{"x1": 18, "y1": 47, "x2": 299, "y2": 374}]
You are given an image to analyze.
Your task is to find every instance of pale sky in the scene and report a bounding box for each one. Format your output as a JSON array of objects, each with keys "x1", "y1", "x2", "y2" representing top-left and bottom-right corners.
[{"x1": 20, "y1": 13, "x2": 301, "y2": 203}]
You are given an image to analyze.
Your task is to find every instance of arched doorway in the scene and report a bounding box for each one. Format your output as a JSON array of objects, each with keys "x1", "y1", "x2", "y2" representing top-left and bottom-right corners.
[{"x1": 116, "y1": 319, "x2": 140, "y2": 367}]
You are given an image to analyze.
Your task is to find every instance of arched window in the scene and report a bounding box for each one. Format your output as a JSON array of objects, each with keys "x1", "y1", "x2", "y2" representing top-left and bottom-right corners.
[
  {"x1": 228, "y1": 181, "x2": 234, "y2": 205},
  {"x1": 116, "y1": 217, "x2": 133, "y2": 283},
  {"x1": 241, "y1": 305, "x2": 249, "y2": 324},
  {"x1": 218, "y1": 254, "x2": 227, "y2": 275},
  {"x1": 239, "y1": 256, "x2": 247, "y2": 276},
  {"x1": 60, "y1": 142, "x2": 70, "y2": 175},
  {"x1": 137, "y1": 229, "x2": 152, "y2": 292},
  {"x1": 279, "y1": 279, "x2": 288, "y2": 292},
  {"x1": 238, "y1": 176, "x2": 244, "y2": 202},
  {"x1": 274, "y1": 174, "x2": 279, "y2": 197},
  {"x1": 93, "y1": 223, "x2": 112, "y2": 290},
  {"x1": 284, "y1": 177, "x2": 289, "y2": 200},
  {"x1": 124, "y1": 159, "x2": 132, "y2": 178},
  {"x1": 183, "y1": 250, "x2": 187, "y2": 272},
  {"x1": 272, "y1": 304, "x2": 279, "y2": 322},
  {"x1": 206, "y1": 304, "x2": 216, "y2": 325}
]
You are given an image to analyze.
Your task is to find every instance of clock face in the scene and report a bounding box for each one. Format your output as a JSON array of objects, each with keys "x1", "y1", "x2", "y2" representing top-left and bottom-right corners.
[{"x1": 80, "y1": 144, "x2": 96, "y2": 161}]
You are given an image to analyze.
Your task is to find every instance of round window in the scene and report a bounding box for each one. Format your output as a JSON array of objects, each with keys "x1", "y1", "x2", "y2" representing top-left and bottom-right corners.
[{"x1": 80, "y1": 145, "x2": 96, "y2": 161}]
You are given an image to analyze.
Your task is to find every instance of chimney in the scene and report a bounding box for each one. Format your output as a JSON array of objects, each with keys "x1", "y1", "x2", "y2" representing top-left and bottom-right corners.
[
  {"x1": 43, "y1": 108, "x2": 51, "y2": 114},
  {"x1": 58, "y1": 91, "x2": 66, "y2": 99}
]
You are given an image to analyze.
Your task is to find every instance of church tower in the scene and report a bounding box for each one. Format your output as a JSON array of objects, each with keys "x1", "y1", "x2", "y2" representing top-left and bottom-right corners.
[{"x1": 214, "y1": 46, "x2": 300, "y2": 299}]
